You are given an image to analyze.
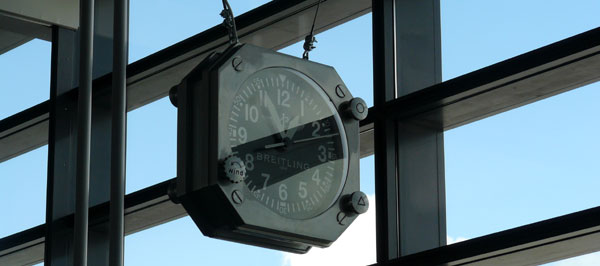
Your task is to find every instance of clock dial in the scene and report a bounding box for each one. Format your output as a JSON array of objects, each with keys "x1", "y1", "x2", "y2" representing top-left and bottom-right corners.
[{"x1": 226, "y1": 67, "x2": 348, "y2": 219}]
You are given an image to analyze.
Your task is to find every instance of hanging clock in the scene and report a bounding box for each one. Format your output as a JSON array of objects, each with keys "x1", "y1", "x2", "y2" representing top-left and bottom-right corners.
[{"x1": 169, "y1": 43, "x2": 368, "y2": 253}]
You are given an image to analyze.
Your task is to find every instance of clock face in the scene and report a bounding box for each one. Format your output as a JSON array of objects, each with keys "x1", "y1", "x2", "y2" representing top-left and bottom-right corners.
[{"x1": 226, "y1": 67, "x2": 348, "y2": 219}]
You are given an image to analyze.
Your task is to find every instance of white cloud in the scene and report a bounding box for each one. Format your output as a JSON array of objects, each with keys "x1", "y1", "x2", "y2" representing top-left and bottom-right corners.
[
  {"x1": 282, "y1": 194, "x2": 377, "y2": 266},
  {"x1": 447, "y1": 235, "x2": 468, "y2": 245},
  {"x1": 280, "y1": 195, "x2": 476, "y2": 266}
]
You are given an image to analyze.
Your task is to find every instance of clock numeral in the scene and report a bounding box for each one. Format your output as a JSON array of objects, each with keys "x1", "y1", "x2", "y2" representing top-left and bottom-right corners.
[
  {"x1": 244, "y1": 104, "x2": 259, "y2": 122},
  {"x1": 245, "y1": 154, "x2": 254, "y2": 171},
  {"x1": 318, "y1": 145, "x2": 327, "y2": 162},
  {"x1": 311, "y1": 121, "x2": 320, "y2": 137},
  {"x1": 238, "y1": 127, "x2": 247, "y2": 143},
  {"x1": 300, "y1": 100, "x2": 305, "y2": 117},
  {"x1": 279, "y1": 184, "x2": 288, "y2": 201},
  {"x1": 311, "y1": 169, "x2": 321, "y2": 185},
  {"x1": 277, "y1": 89, "x2": 290, "y2": 107},
  {"x1": 298, "y1": 181, "x2": 308, "y2": 199},
  {"x1": 261, "y1": 173, "x2": 270, "y2": 190}
]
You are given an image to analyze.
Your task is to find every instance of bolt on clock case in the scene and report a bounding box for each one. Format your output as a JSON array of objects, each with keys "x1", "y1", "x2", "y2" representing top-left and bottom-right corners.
[{"x1": 170, "y1": 43, "x2": 367, "y2": 254}]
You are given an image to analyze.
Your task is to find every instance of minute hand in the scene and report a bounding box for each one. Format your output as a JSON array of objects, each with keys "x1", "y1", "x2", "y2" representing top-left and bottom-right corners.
[
  {"x1": 292, "y1": 133, "x2": 340, "y2": 144},
  {"x1": 263, "y1": 93, "x2": 284, "y2": 137}
]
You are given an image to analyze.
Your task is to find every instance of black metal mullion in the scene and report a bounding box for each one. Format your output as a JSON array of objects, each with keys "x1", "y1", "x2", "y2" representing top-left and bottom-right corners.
[
  {"x1": 74, "y1": 0, "x2": 95, "y2": 264},
  {"x1": 109, "y1": 0, "x2": 128, "y2": 265},
  {"x1": 45, "y1": 25, "x2": 79, "y2": 266},
  {"x1": 372, "y1": 0, "x2": 400, "y2": 262}
]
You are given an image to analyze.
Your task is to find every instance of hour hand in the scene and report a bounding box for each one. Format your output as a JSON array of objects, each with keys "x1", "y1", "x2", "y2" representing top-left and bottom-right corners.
[{"x1": 264, "y1": 142, "x2": 286, "y2": 150}]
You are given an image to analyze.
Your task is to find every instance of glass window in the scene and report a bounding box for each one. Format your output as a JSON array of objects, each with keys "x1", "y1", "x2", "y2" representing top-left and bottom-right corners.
[
  {"x1": 125, "y1": 217, "x2": 282, "y2": 265},
  {"x1": 126, "y1": 98, "x2": 177, "y2": 193},
  {"x1": 442, "y1": 0, "x2": 600, "y2": 243},
  {"x1": 441, "y1": 0, "x2": 600, "y2": 80},
  {"x1": 278, "y1": 14, "x2": 374, "y2": 107},
  {"x1": 129, "y1": 0, "x2": 270, "y2": 62},
  {"x1": 0, "y1": 39, "x2": 50, "y2": 120},
  {"x1": 445, "y1": 84, "x2": 600, "y2": 240},
  {"x1": 0, "y1": 146, "x2": 47, "y2": 238}
]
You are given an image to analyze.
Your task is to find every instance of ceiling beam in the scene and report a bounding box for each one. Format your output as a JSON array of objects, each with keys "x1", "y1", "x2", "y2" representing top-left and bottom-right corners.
[
  {"x1": 4, "y1": 178, "x2": 600, "y2": 265},
  {"x1": 0, "y1": 0, "x2": 371, "y2": 164},
  {"x1": 0, "y1": 13, "x2": 51, "y2": 41},
  {"x1": 372, "y1": 206, "x2": 600, "y2": 266},
  {"x1": 0, "y1": 0, "x2": 78, "y2": 29},
  {"x1": 358, "y1": 26, "x2": 600, "y2": 157},
  {"x1": 364, "y1": 26, "x2": 600, "y2": 132}
]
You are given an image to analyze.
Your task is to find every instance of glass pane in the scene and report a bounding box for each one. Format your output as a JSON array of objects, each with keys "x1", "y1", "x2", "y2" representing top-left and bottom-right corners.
[
  {"x1": 0, "y1": 39, "x2": 50, "y2": 120},
  {"x1": 129, "y1": 0, "x2": 270, "y2": 62},
  {"x1": 0, "y1": 146, "x2": 47, "y2": 238},
  {"x1": 278, "y1": 14, "x2": 374, "y2": 107},
  {"x1": 441, "y1": 0, "x2": 600, "y2": 80},
  {"x1": 125, "y1": 217, "x2": 282, "y2": 265},
  {"x1": 126, "y1": 97, "x2": 177, "y2": 193},
  {"x1": 442, "y1": 0, "x2": 600, "y2": 245},
  {"x1": 445, "y1": 83, "x2": 600, "y2": 240}
]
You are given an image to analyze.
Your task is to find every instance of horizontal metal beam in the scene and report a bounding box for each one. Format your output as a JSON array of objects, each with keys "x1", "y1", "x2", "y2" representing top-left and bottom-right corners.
[
  {"x1": 362, "y1": 26, "x2": 600, "y2": 132},
  {"x1": 0, "y1": 13, "x2": 52, "y2": 41},
  {"x1": 372, "y1": 206, "x2": 600, "y2": 266},
  {"x1": 0, "y1": 102, "x2": 49, "y2": 162},
  {"x1": 0, "y1": 11, "x2": 51, "y2": 56},
  {"x1": 0, "y1": 0, "x2": 371, "y2": 164},
  {"x1": 357, "y1": 26, "x2": 600, "y2": 158},
  {"x1": 4, "y1": 179, "x2": 600, "y2": 265},
  {"x1": 0, "y1": 180, "x2": 182, "y2": 265},
  {"x1": 0, "y1": 0, "x2": 78, "y2": 29},
  {"x1": 0, "y1": 30, "x2": 32, "y2": 55}
]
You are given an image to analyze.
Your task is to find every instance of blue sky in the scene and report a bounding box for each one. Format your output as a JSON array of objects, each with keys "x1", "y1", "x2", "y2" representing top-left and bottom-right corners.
[{"x1": 1, "y1": 0, "x2": 599, "y2": 265}]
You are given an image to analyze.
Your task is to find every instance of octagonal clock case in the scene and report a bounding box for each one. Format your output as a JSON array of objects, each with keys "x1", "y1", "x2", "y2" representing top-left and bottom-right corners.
[{"x1": 169, "y1": 43, "x2": 368, "y2": 254}]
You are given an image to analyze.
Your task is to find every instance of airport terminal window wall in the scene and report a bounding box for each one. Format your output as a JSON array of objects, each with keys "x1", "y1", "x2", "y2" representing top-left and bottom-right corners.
[
  {"x1": 125, "y1": 4, "x2": 377, "y2": 264},
  {"x1": 1, "y1": 0, "x2": 600, "y2": 265},
  {"x1": 442, "y1": 1, "x2": 600, "y2": 264}
]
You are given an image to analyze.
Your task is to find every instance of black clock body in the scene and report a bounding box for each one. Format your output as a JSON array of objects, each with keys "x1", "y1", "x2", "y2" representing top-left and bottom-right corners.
[{"x1": 171, "y1": 43, "x2": 364, "y2": 254}]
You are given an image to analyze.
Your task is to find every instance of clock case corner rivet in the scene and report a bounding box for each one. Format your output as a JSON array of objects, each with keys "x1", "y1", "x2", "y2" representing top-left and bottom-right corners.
[
  {"x1": 232, "y1": 56, "x2": 244, "y2": 71},
  {"x1": 335, "y1": 84, "x2": 346, "y2": 98},
  {"x1": 232, "y1": 190, "x2": 244, "y2": 204}
]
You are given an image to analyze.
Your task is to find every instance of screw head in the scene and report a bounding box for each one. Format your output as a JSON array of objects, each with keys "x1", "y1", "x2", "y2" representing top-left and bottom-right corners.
[
  {"x1": 336, "y1": 211, "x2": 347, "y2": 225},
  {"x1": 345, "y1": 97, "x2": 368, "y2": 121},
  {"x1": 232, "y1": 190, "x2": 244, "y2": 204},
  {"x1": 335, "y1": 84, "x2": 346, "y2": 98},
  {"x1": 232, "y1": 56, "x2": 244, "y2": 71}
]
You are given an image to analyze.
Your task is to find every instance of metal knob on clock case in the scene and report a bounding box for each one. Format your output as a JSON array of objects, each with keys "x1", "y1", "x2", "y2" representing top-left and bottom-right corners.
[
  {"x1": 223, "y1": 155, "x2": 246, "y2": 183},
  {"x1": 343, "y1": 191, "x2": 369, "y2": 215},
  {"x1": 344, "y1": 97, "x2": 368, "y2": 121}
]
